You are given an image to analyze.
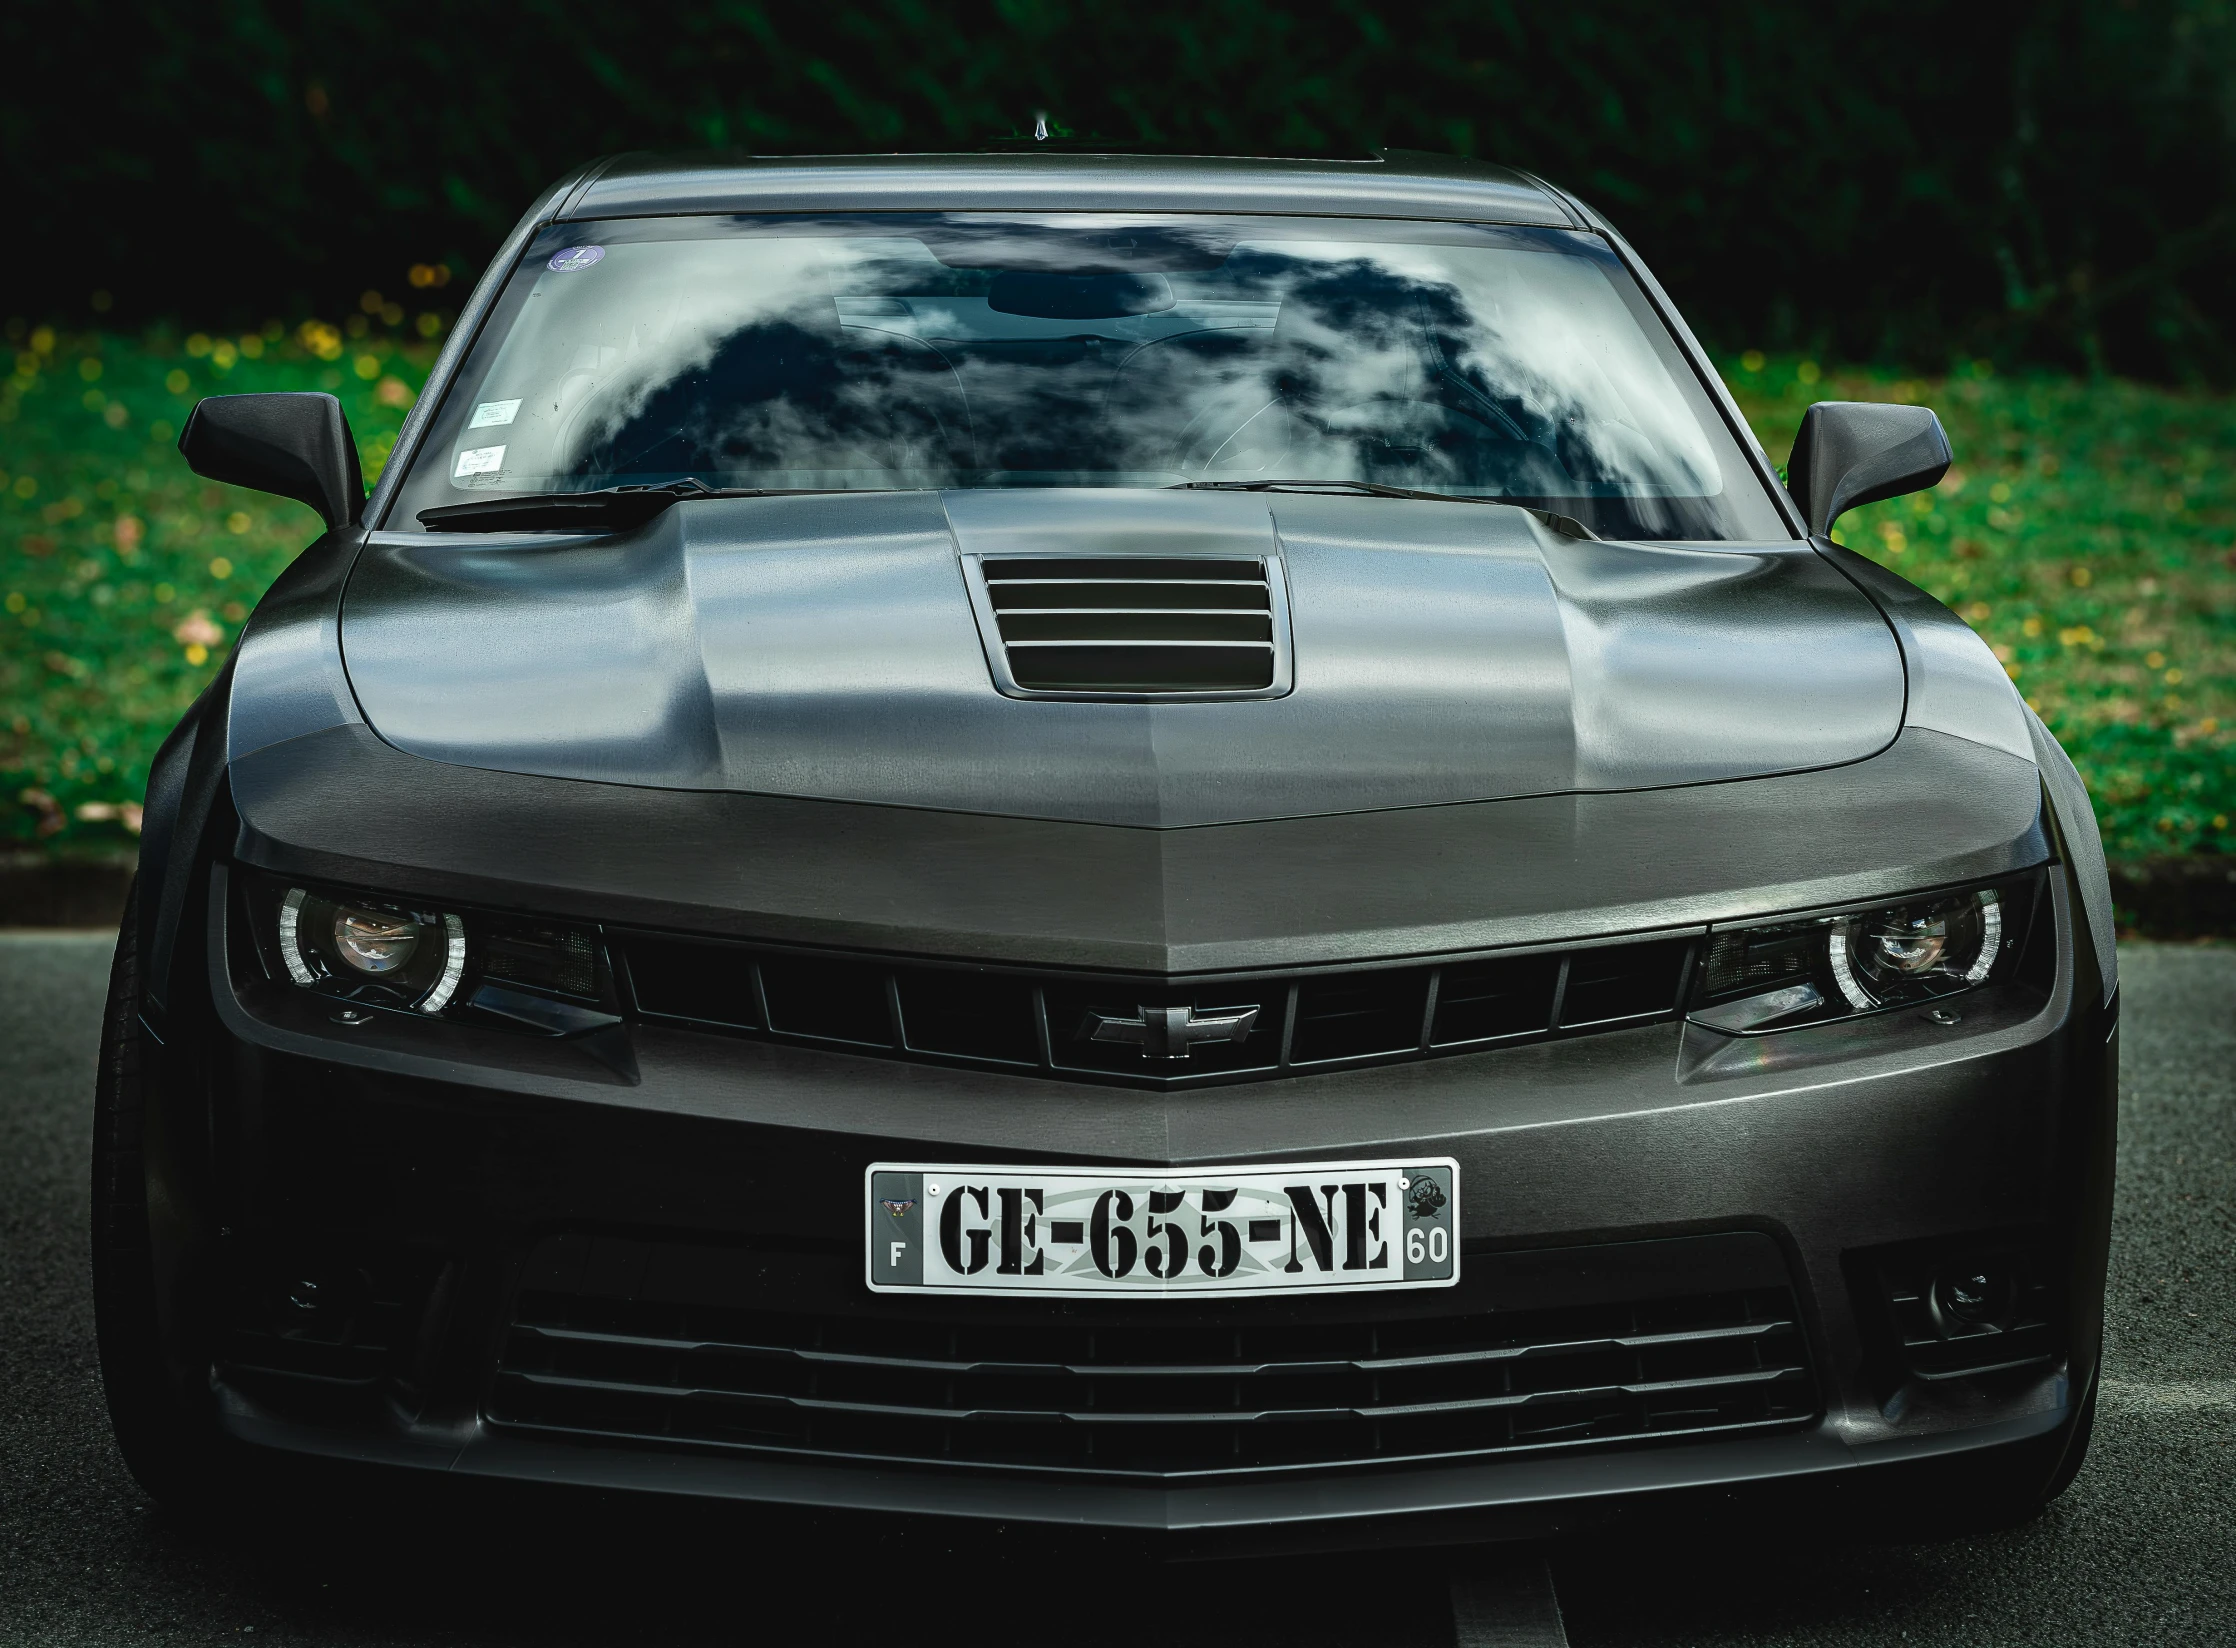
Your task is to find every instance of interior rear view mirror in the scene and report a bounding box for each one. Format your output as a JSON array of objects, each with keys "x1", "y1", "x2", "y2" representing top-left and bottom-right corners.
[
  {"x1": 177, "y1": 392, "x2": 364, "y2": 530},
  {"x1": 1786, "y1": 400, "x2": 1952, "y2": 538}
]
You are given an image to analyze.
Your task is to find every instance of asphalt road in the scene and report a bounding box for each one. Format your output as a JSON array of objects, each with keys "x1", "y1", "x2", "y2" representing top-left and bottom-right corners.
[{"x1": 1, "y1": 934, "x2": 2229, "y2": 1646}]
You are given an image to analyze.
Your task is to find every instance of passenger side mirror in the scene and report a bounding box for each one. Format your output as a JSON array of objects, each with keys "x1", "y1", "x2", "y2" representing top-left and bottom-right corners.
[
  {"x1": 1785, "y1": 401, "x2": 1952, "y2": 539},
  {"x1": 177, "y1": 392, "x2": 364, "y2": 530}
]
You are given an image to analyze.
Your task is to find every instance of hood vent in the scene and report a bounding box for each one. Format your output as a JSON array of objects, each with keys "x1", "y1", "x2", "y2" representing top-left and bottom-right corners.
[{"x1": 964, "y1": 554, "x2": 1293, "y2": 701}]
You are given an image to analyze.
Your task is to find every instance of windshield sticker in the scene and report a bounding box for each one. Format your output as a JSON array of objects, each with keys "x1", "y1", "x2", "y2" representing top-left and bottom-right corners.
[
  {"x1": 548, "y1": 246, "x2": 605, "y2": 273},
  {"x1": 469, "y1": 399, "x2": 522, "y2": 429},
  {"x1": 453, "y1": 445, "x2": 506, "y2": 478}
]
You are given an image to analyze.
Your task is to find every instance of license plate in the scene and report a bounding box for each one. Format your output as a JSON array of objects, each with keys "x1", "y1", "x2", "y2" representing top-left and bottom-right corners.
[{"x1": 865, "y1": 1158, "x2": 1458, "y2": 1298}]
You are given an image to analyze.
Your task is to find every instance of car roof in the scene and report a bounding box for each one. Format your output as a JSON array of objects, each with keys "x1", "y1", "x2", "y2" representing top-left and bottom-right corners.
[{"x1": 560, "y1": 149, "x2": 1583, "y2": 229}]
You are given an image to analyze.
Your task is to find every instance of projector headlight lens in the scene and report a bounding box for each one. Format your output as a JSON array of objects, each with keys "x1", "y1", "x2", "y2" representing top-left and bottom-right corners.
[
  {"x1": 276, "y1": 886, "x2": 465, "y2": 1013},
  {"x1": 1830, "y1": 889, "x2": 2001, "y2": 1010},
  {"x1": 1693, "y1": 879, "x2": 2030, "y2": 1035},
  {"x1": 333, "y1": 907, "x2": 421, "y2": 975}
]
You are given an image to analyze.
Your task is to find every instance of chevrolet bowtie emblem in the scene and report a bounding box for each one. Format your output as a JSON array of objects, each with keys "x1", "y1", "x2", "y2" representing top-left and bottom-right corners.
[{"x1": 1085, "y1": 1003, "x2": 1260, "y2": 1061}]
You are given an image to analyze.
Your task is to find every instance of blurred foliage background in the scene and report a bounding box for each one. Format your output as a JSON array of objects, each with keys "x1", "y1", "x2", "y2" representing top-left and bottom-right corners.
[
  {"x1": 0, "y1": 0, "x2": 2231, "y2": 860},
  {"x1": 7, "y1": 0, "x2": 2236, "y2": 375}
]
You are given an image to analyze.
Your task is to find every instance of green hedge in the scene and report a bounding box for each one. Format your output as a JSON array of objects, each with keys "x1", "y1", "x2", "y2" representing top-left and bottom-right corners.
[
  {"x1": 1, "y1": 328, "x2": 2227, "y2": 858},
  {"x1": 4, "y1": 2, "x2": 2235, "y2": 378}
]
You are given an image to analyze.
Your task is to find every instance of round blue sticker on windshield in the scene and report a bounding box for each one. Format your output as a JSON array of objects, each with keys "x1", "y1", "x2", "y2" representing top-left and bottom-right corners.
[{"x1": 548, "y1": 246, "x2": 606, "y2": 273}]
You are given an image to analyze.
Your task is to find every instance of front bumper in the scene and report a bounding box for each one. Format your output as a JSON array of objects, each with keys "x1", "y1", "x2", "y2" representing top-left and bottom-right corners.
[{"x1": 181, "y1": 857, "x2": 2114, "y2": 1540}]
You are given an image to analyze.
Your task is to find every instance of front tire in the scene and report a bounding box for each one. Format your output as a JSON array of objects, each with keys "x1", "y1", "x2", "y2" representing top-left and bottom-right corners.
[{"x1": 90, "y1": 893, "x2": 232, "y2": 1509}]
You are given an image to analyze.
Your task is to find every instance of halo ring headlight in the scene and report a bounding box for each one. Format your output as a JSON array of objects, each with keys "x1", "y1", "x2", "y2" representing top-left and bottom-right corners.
[
  {"x1": 273, "y1": 885, "x2": 464, "y2": 1013},
  {"x1": 1697, "y1": 880, "x2": 2029, "y2": 1034}
]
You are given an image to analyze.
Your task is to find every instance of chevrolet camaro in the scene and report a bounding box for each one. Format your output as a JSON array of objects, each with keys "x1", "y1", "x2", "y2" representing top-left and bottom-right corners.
[{"x1": 93, "y1": 148, "x2": 2117, "y2": 1546}]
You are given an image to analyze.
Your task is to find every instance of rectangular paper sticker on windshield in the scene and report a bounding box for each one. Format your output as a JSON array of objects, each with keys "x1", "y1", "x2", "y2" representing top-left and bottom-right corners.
[
  {"x1": 453, "y1": 444, "x2": 506, "y2": 478},
  {"x1": 469, "y1": 399, "x2": 522, "y2": 429}
]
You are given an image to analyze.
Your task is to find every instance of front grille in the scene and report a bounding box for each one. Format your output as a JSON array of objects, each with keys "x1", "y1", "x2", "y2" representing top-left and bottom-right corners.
[
  {"x1": 488, "y1": 1232, "x2": 1817, "y2": 1479},
  {"x1": 965, "y1": 554, "x2": 1291, "y2": 698},
  {"x1": 615, "y1": 931, "x2": 1697, "y2": 1088}
]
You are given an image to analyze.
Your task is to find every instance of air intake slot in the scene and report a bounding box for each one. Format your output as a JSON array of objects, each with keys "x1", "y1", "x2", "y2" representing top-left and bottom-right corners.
[{"x1": 967, "y1": 555, "x2": 1292, "y2": 699}]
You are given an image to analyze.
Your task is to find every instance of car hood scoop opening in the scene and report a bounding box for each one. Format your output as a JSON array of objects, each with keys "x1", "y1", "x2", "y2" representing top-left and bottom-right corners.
[
  {"x1": 340, "y1": 488, "x2": 1904, "y2": 828},
  {"x1": 965, "y1": 553, "x2": 1291, "y2": 700}
]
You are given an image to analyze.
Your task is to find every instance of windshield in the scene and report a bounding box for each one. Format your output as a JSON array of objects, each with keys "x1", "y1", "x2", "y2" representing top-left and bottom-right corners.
[{"x1": 385, "y1": 214, "x2": 1788, "y2": 540}]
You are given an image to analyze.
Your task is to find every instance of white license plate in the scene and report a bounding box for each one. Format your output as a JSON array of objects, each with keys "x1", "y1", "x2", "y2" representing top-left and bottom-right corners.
[{"x1": 865, "y1": 1158, "x2": 1458, "y2": 1298}]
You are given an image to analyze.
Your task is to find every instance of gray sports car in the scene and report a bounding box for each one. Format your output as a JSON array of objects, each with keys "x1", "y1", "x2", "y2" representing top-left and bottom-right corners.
[{"x1": 96, "y1": 149, "x2": 2116, "y2": 1546}]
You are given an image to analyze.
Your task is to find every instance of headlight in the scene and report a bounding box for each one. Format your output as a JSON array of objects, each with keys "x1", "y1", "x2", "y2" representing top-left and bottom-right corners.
[
  {"x1": 1691, "y1": 877, "x2": 2036, "y2": 1034},
  {"x1": 278, "y1": 886, "x2": 467, "y2": 1013},
  {"x1": 258, "y1": 876, "x2": 612, "y2": 1032},
  {"x1": 1827, "y1": 889, "x2": 2000, "y2": 1009}
]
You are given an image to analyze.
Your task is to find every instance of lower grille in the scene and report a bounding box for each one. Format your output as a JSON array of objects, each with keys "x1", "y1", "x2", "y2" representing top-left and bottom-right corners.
[{"x1": 488, "y1": 1232, "x2": 1817, "y2": 1479}]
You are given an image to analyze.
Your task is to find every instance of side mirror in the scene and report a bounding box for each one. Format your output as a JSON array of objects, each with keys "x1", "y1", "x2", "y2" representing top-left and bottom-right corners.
[
  {"x1": 177, "y1": 392, "x2": 364, "y2": 530},
  {"x1": 1786, "y1": 401, "x2": 1952, "y2": 539}
]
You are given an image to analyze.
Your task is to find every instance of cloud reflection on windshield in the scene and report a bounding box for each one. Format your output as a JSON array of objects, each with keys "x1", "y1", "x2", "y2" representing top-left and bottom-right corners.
[{"x1": 405, "y1": 220, "x2": 1778, "y2": 540}]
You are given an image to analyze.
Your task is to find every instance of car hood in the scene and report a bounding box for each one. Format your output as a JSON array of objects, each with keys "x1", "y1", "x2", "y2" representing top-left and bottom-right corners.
[{"x1": 339, "y1": 489, "x2": 1902, "y2": 829}]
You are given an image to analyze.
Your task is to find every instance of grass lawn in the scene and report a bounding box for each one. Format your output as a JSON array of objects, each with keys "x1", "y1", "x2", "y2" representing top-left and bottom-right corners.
[{"x1": 2, "y1": 325, "x2": 2230, "y2": 859}]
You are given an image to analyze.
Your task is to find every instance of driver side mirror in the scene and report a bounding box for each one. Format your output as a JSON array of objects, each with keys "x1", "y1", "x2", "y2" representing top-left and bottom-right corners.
[
  {"x1": 1786, "y1": 401, "x2": 1952, "y2": 539},
  {"x1": 177, "y1": 392, "x2": 364, "y2": 531}
]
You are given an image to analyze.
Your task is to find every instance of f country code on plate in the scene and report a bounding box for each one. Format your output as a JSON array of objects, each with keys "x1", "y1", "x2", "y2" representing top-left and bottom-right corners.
[{"x1": 865, "y1": 1159, "x2": 1459, "y2": 1298}]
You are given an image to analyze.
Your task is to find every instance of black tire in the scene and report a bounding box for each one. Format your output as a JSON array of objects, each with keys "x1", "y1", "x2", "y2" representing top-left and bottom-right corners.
[
  {"x1": 90, "y1": 891, "x2": 232, "y2": 1510},
  {"x1": 2038, "y1": 1373, "x2": 2099, "y2": 1506}
]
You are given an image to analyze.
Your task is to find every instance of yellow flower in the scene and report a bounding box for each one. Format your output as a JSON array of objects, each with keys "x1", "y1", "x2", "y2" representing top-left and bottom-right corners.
[
  {"x1": 2022, "y1": 615, "x2": 2043, "y2": 637},
  {"x1": 165, "y1": 369, "x2": 189, "y2": 395},
  {"x1": 2070, "y1": 567, "x2": 2091, "y2": 587},
  {"x1": 184, "y1": 643, "x2": 208, "y2": 666},
  {"x1": 1796, "y1": 360, "x2": 1821, "y2": 384},
  {"x1": 1739, "y1": 350, "x2": 1765, "y2": 372},
  {"x1": 354, "y1": 354, "x2": 381, "y2": 380},
  {"x1": 209, "y1": 556, "x2": 233, "y2": 578},
  {"x1": 225, "y1": 512, "x2": 250, "y2": 534},
  {"x1": 186, "y1": 333, "x2": 212, "y2": 357},
  {"x1": 1989, "y1": 481, "x2": 2012, "y2": 502},
  {"x1": 2164, "y1": 667, "x2": 2184, "y2": 684},
  {"x1": 2145, "y1": 651, "x2": 2165, "y2": 669}
]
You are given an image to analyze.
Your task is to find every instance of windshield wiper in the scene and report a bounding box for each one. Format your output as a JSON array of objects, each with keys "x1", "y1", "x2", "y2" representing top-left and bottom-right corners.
[
  {"x1": 1171, "y1": 478, "x2": 1597, "y2": 538},
  {"x1": 417, "y1": 479, "x2": 841, "y2": 533}
]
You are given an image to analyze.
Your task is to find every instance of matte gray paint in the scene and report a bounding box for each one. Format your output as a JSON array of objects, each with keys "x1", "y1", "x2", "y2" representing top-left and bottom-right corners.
[
  {"x1": 2026, "y1": 704, "x2": 2117, "y2": 1003},
  {"x1": 121, "y1": 150, "x2": 2112, "y2": 1540},
  {"x1": 337, "y1": 490, "x2": 1904, "y2": 828},
  {"x1": 228, "y1": 721, "x2": 2045, "y2": 973},
  {"x1": 201, "y1": 866, "x2": 2094, "y2": 1530},
  {"x1": 225, "y1": 532, "x2": 366, "y2": 763},
  {"x1": 1815, "y1": 541, "x2": 2035, "y2": 765}
]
